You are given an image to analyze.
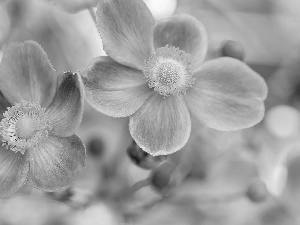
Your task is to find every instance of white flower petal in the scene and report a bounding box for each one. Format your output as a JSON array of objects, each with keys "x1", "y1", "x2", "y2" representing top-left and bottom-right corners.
[
  {"x1": 82, "y1": 56, "x2": 153, "y2": 117},
  {"x1": 186, "y1": 57, "x2": 268, "y2": 131},
  {"x1": 129, "y1": 94, "x2": 191, "y2": 156},
  {"x1": 96, "y1": 0, "x2": 155, "y2": 70},
  {"x1": 0, "y1": 41, "x2": 57, "y2": 108},
  {"x1": 27, "y1": 135, "x2": 85, "y2": 192},
  {"x1": 45, "y1": 72, "x2": 84, "y2": 137},
  {"x1": 0, "y1": 147, "x2": 29, "y2": 198},
  {"x1": 154, "y1": 14, "x2": 208, "y2": 71}
]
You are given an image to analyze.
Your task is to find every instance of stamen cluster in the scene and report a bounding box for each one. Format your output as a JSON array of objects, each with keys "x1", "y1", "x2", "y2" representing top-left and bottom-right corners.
[
  {"x1": 0, "y1": 101, "x2": 51, "y2": 154},
  {"x1": 143, "y1": 45, "x2": 195, "y2": 97}
]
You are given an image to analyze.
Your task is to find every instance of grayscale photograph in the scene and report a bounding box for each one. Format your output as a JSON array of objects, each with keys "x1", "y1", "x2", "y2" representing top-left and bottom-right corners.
[{"x1": 0, "y1": 0, "x2": 297, "y2": 224}]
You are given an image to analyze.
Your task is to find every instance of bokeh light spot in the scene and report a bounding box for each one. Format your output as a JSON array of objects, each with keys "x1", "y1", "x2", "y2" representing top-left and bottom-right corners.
[
  {"x1": 143, "y1": 0, "x2": 177, "y2": 20},
  {"x1": 265, "y1": 105, "x2": 300, "y2": 138}
]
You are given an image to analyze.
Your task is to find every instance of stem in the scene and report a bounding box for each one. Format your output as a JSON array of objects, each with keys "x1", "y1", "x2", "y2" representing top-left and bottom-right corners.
[
  {"x1": 127, "y1": 179, "x2": 150, "y2": 196},
  {"x1": 123, "y1": 196, "x2": 166, "y2": 219},
  {"x1": 177, "y1": 191, "x2": 245, "y2": 205},
  {"x1": 123, "y1": 191, "x2": 244, "y2": 220},
  {"x1": 197, "y1": 191, "x2": 244, "y2": 204},
  {"x1": 88, "y1": 8, "x2": 97, "y2": 26}
]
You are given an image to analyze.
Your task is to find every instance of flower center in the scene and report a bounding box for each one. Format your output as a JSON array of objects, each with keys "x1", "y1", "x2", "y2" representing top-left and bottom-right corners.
[
  {"x1": 16, "y1": 115, "x2": 37, "y2": 139},
  {"x1": 143, "y1": 45, "x2": 195, "y2": 97},
  {"x1": 0, "y1": 101, "x2": 51, "y2": 154},
  {"x1": 157, "y1": 62, "x2": 180, "y2": 85}
]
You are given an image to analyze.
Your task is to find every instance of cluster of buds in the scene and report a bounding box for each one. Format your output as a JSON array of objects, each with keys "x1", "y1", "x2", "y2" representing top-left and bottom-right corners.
[{"x1": 127, "y1": 141, "x2": 181, "y2": 194}]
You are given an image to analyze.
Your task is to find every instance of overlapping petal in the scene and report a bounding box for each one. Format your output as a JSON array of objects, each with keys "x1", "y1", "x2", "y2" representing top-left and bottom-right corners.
[
  {"x1": 82, "y1": 56, "x2": 153, "y2": 117},
  {"x1": 185, "y1": 57, "x2": 268, "y2": 131},
  {"x1": 153, "y1": 14, "x2": 208, "y2": 71},
  {"x1": 0, "y1": 91, "x2": 11, "y2": 121},
  {"x1": 0, "y1": 41, "x2": 57, "y2": 108},
  {"x1": 45, "y1": 72, "x2": 84, "y2": 137},
  {"x1": 27, "y1": 135, "x2": 85, "y2": 192},
  {"x1": 0, "y1": 147, "x2": 29, "y2": 198},
  {"x1": 96, "y1": 0, "x2": 154, "y2": 70},
  {"x1": 129, "y1": 94, "x2": 191, "y2": 156}
]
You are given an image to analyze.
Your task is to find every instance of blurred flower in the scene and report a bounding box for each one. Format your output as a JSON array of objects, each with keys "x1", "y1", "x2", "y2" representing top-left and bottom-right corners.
[
  {"x1": 82, "y1": 0, "x2": 267, "y2": 156},
  {"x1": 143, "y1": 0, "x2": 177, "y2": 20},
  {"x1": 45, "y1": 0, "x2": 98, "y2": 14},
  {"x1": 0, "y1": 4, "x2": 11, "y2": 44},
  {"x1": 0, "y1": 41, "x2": 85, "y2": 197}
]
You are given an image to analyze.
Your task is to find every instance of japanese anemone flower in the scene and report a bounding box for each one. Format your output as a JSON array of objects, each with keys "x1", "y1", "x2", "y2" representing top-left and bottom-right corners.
[
  {"x1": 0, "y1": 41, "x2": 85, "y2": 197},
  {"x1": 82, "y1": 0, "x2": 268, "y2": 156}
]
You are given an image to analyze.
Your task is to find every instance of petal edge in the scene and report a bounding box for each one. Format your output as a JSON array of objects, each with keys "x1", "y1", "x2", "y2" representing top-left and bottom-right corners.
[
  {"x1": 0, "y1": 41, "x2": 57, "y2": 108},
  {"x1": 129, "y1": 94, "x2": 191, "y2": 156},
  {"x1": 0, "y1": 148, "x2": 29, "y2": 198},
  {"x1": 96, "y1": 0, "x2": 155, "y2": 70},
  {"x1": 27, "y1": 135, "x2": 86, "y2": 192},
  {"x1": 82, "y1": 56, "x2": 153, "y2": 117},
  {"x1": 186, "y1": 57, "x2": 268, "y2": 131},
  {"x1": 154, "y1": 14, "x2": 208, "y2": 71},
  {"x1": 45, "y1": 72, "x2": 84, "y2": 137}
]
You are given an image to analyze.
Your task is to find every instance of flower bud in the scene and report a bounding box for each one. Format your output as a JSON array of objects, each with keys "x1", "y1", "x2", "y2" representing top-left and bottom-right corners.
[
  {"x1": 149, "y1": 162, "x2": 176, "y2": 194},
  {"x1": 87, "y1": 137, "x2": 104, "y2": 157},
  {"x1": 47, "y1": 188, "x2": 73, "y2": 202},
  {"x1": 246, "y1": 179, "x2": 269, "y2": 203},
  {"x1": 220, "y1": 40, "x2": 245, "y2": 61},
  {"x1": 127, "y1": 141, "x2": 167, "y2": 170}
]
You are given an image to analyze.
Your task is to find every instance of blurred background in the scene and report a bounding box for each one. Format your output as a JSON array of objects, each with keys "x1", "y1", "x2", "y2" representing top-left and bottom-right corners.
[{"x1": 1, "y1": 0, "x2": 300, "y2": 224}]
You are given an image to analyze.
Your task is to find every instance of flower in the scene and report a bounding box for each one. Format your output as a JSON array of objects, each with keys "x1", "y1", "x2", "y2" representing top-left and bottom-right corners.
[
  {"x1": 82, "y1": 0, "x2": 268, "y2": 156},
  {"x1": 0, "y1": 41, "x2": 85, "y2": 197}
]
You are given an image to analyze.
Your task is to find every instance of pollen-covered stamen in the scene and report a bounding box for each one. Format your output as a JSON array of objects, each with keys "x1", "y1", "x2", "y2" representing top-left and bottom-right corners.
[
  {"x1": 143, "y1": 45, "x2": 195, "y2": 97},
  {"x1": 157, "y1": 62, "x2": 180, "y2": 85},
  {"x1": 0, "y1": 101, "x2": 51, "y2": 154}
]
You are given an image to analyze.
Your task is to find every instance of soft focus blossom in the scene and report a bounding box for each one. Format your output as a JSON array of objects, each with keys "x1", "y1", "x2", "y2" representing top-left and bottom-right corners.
[
  {"x1": 45, "y1": 0, "x2": 98, "y2": 14},
  {"x1": 82, "y1": 0, "x2": 268, "y2": 156},
  {"x1": 0, "y1": 41, "x2": 85, "y2": 197},
  {"x1": 143, "y1": 0, "x2": 177, "y2": 20}
]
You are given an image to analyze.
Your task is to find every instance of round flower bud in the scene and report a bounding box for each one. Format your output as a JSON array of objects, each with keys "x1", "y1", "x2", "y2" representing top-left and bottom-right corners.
[
  {"x1": 149, "y1": 162, "x2": 176, "y2": 194},
  {"x1": 246, "y1": 179, "x2": 269, "y2": 203},
  {"x1": 127, "y1": 141, "x2": 167, "y2": 170},
  {"x1": 87, "y1": 137, "x2": 105, "y2": 157},
  {"x1": 220, "y1": 40, "x2": 245, "y2": 61}
]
